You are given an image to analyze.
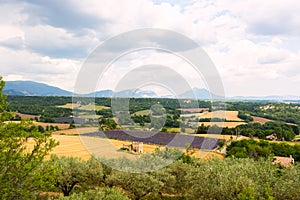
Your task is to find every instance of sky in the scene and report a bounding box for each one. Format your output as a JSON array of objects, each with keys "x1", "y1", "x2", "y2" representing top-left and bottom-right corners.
[{"x1": 0, "y1": 0, "x2": 300, "y2": 97}]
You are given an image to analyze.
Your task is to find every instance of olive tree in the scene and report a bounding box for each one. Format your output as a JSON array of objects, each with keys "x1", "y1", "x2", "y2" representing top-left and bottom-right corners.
[
  {"x1": 106, "y1": 171, "x2": 163, "y2": 199},
  {"x1": 53, "y1": 156, "x2": 104, "y2": 196},
  {"x1": 0, "y1": 77, "x2": 59, "y2": 199},
  {"x1": 58, "y1": 187, "x2": 130, "y2": 200}
]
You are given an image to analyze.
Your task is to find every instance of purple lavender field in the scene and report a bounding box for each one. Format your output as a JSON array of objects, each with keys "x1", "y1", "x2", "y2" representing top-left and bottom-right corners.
[{"x1": 84, "y1": 130, "x2": 224, "y2": 150}]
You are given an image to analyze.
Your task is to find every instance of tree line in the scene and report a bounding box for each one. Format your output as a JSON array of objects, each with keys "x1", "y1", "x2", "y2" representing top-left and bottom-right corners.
[{"x1": 197, "y1": 121, "x2": 298, "y2": 141}]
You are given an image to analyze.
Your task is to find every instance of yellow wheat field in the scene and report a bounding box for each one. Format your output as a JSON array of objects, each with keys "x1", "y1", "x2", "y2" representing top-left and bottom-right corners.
[
  {"x1": 199, "y1": 111, "x2": 243, "y2": 121},
  {"x1": 198, "y1": 121, "x2": 246, "y2": 128},
  {"x1": 4, "y1": 121, "x2": 70, "y2": 130}
]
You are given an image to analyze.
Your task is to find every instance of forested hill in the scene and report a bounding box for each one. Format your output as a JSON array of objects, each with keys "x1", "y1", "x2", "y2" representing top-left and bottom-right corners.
[{"x1": 4, "y1": 81, "x2": 73, "y2": 96}]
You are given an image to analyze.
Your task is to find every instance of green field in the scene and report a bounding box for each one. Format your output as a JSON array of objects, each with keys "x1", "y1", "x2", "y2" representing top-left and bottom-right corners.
[
  {"x1": 132, "y1": 109, "x2": 151, "y2": 116},
  {"x1": 58, "y1": 103, "x2": 110, "y2": 111},
  {"x1": 79, "y1": 104, "x2": 110, "y2": 111}
]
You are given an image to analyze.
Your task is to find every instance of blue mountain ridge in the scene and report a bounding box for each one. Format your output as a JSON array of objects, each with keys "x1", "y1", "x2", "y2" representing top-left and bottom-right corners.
[{"x1": 4, "y1": 81, "x2": 300, "y2": 100}]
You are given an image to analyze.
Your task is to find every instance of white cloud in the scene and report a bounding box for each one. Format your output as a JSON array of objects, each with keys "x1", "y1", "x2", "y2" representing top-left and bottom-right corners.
[
  {"x1": 0, "y1": 46, "x2": 80, "y2": 91},
  {"x1": 0, "y1": 0, "x2": 300, "y2": 96},
  {"x1": 24, "y1": 25, "x2": 99, "y2": 58},
  {"x1": 222, "y1": 0, "x2": 300, "y2": 36}
]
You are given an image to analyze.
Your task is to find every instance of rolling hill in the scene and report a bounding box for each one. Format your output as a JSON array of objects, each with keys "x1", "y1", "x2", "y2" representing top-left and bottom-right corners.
[
  {"x1": 4, "y1": 81, "x2": 73, "y2": 96},
  {"x1": 4, "y1": 80, "x2": 300, "y2": 100}
]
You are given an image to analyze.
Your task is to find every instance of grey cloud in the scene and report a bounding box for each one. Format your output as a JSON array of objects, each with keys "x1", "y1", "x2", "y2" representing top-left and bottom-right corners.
[
  {"x1": 248, "y1": 19, "x2": 295, "y2": 36},
  {"x1": 21, "y1": 0, "x2": 107, "y2": 30},
  {"x1": 90, "y1": 28, "x2": 199, "y2": 58},
  {"x1": 257, "y1": 54, "x2": 287, "y2": 64},
  {"x1": 0, "y1": 0, "x2": 104, "y2": 58},
  {"x1": 0, "y1": 37, "x2": 24, "y2": 50},
  {"x1": 21, "y1": 22, "x2": 100, "y2": 58},
  {"x1": 244, "y1": 3, "x2": 300, "y2": 36}
]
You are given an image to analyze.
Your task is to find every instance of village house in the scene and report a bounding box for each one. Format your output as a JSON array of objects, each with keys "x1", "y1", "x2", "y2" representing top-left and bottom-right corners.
[
  {"x1": 265, "y1": 134, "x2": 278, "y2": 141},
  {"x1": 123, "y1": 142, "x2": 143, "y2": 153}
]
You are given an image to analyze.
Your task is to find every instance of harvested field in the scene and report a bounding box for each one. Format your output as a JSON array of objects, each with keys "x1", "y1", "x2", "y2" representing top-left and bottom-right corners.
[
  {"x1": 26, "y1": 134, "x2": 159, "y2": 160},
  {"x1": 191, "y1": 134, "x2": 238, "y2": 141},
  {"x1": 34, "y1": 122, "x2": 70, "y2": 129},
  {"x1": 50, "y1": 135, "x2": 141, "y2": 160},
  {"x1": 4, "y1": 121, "x2": 70, "y2": 130},
  {"x1": 198, "y1": 122, "x2": 246, "y2": 128},
  {"x1": 199, "y1": 111, "x2": 243, "y2": 121},
  {"x1": 29, "y1": 136, "x2": 140, "y2": 160},
  {"x1": 14, "y1": 112, "x2": 39, "y2": 120},
  {"x1": 251, "y1": 116, "x2": 271, "y2": 124},
  {"x1": 52, "y1": 127, "x2": 99, "y2": 135},
  {"x1": 178, "y1": 108, "x2": 209, "y2": 113},
  {"x1": 197, "y1": 150, "x2": 225, "y2": 160},
  {"x1": 25, "y1": 134, "x2": 225, "y2": 161}
]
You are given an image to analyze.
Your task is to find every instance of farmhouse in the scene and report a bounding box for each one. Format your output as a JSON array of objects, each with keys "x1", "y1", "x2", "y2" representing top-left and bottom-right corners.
[
  {"x1": 123, "y1": 142, "x2": 144, "y2": 153},
  {"x1": 266, "y1": 134, "x2": 278, "y2": 141}
]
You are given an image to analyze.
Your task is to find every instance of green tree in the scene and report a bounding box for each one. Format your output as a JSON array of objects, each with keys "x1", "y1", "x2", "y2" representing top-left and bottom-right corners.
[
  {"x1": 58, "y1": 187, "x2": 130, "y2": 200},
  {"x1": 185, "y1": 158, "x2": 278, "y2": 200},
  {"x1": 106, "y1": 171, "x2": 163, "y2": 199},
  {"x1": 99, "y1": 118, "x2": 118, "y2": 130},
  {"x1": 0, "y1": 77, "x2": 59, "y2": 199},
  {"x1": 53, "y1": 156, "x2": 104, "y2": 196}
]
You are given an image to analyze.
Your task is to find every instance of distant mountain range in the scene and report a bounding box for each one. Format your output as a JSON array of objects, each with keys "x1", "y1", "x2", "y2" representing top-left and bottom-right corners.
[
  {"x1": 3, "y1": 81, "x2": 300, "y2": 101},
  {"x1": 4, "y1": 81, "x2": 73, "y2": 96}
]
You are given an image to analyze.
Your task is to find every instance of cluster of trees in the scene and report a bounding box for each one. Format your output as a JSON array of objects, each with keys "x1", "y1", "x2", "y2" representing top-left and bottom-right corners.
[
  {"x1": 227, "y1": 139, "x2": 300, "y2": 161},
  {"x1": 227, "y1": 101, "x2": 300, "y2": 126},
  {"x1": 4, "y1": 148, "x2": 300, "y2": 199},
  {"x1": 237, "y1": 111, "x2": 254, "y2": 122},
  {"x1": 0, "y1": 77, "x2": 59, "y2": 199},
  {"x1": 7, "y1": 96, "x2": 73, "y2": 123},
  {"x1": 96, "y1": 109, "x2": 113, "y2": 118},
  {"x1": 131, "y1": 115, "x2": 151, "y2": 126},
  {"x1": 99, "y1": 118, "x2": 118, "y2": 130},
  {"x1": 196, "y1": 121, "x2": 298, "y2": 141}
]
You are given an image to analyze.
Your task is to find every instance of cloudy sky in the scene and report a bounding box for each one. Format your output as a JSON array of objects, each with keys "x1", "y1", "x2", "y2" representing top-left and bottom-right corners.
[{"x1": 0, "y1": 0, "x2": 300, "y2": 97}]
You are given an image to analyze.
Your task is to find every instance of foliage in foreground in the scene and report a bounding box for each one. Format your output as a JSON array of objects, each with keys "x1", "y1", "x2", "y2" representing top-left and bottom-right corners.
[
  {"x1": 42, "y1": 150, "x2": 300, "y2": 200},
  {"x1": 58, "y1": 187, "x2": 130, "y2": 200},
  {"x1": 0, "y1": 77, "x2": 59, "y2": 200},
  {"x1": 227, "y1": 139, "x2": 300, "y2": 161}
]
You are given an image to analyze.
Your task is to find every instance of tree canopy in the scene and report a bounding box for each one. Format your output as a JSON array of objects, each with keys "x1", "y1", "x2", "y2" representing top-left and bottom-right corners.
[{"x1": 0, "y1": 77, "x2": 59, "y2": 199}]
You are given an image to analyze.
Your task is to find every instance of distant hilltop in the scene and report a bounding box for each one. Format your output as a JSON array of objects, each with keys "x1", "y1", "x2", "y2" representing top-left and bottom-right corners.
[{"x1": 3, "y1": 80, "x2": 300, "y2": 101}]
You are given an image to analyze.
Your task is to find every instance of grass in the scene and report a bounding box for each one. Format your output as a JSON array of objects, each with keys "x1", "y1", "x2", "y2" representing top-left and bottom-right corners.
[
  {"x1": 132, "y1": 110, "x2": 151, "y2": 116},
  {"x1": 167, "y1": 128, "x2": 180, "y2": 133},
  {"x1": 78, "y1": 104, "x2": 110, "y2": 111},
  {"x1": 57, "y1": 103, "x2": 81, "y2": 109},
  {"x1": 57, "y1": 103, "x2": 110, "y2": 111}
]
